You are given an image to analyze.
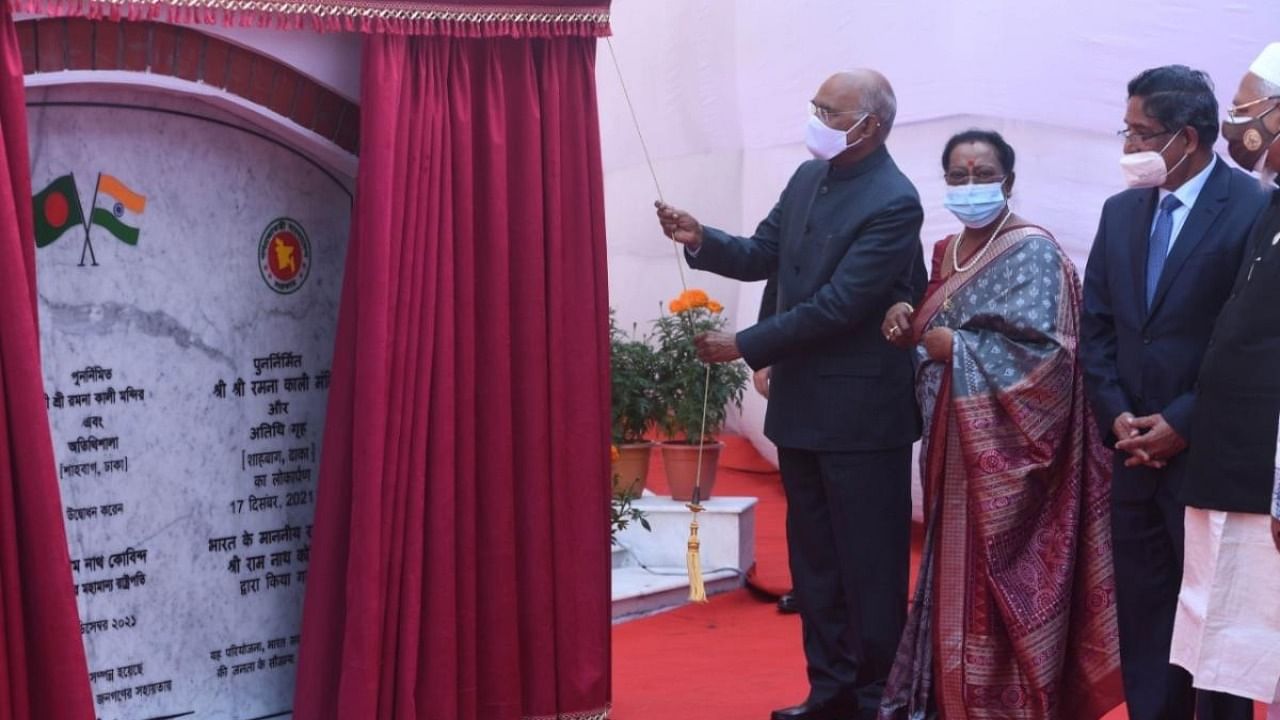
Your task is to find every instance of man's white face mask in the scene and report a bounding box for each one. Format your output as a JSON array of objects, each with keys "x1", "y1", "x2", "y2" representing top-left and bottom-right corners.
[
  {"x1": 1119, "y1": 132, "x2": 1188, "y2": 189},
  {"x1": 805, "y1": 113, "x2": 868, "y2": 160}
]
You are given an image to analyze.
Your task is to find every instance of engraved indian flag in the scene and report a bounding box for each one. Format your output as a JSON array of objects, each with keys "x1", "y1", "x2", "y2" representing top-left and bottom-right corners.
[{"x1": 91, "y1": 174, "x2": 146, "y2": 246}]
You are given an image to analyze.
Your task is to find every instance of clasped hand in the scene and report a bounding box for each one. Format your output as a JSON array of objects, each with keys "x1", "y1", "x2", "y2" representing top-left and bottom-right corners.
[
  {"x1": 920, "y1": 328, "x2": 953, "y2": 362},
  {"x1": 879, "y1": 304, "x2": 950, "y2": 360},
  {"x1": 1112, "y1": 412, "x2": 1186, "y2": 468}
]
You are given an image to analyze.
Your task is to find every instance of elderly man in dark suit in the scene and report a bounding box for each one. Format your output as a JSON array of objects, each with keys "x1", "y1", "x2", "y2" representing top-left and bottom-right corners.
[
  {"x1": 1171, "y1": 43, "x2": 1280, "y2": 718},
  {"x1": 752, "y1": 274, "x2": 803, "y2": 616},
  {"x1": 655, "y1": 69, "x2": 926, "y2": 720},
  {"x1": 1081, "y1": 65, "x2": 1268, "y2": 720}
]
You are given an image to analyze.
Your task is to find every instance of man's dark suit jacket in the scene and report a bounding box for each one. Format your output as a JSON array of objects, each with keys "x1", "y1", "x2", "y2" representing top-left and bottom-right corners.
[
  {"x1": 1185, "y1": 186, "x2": 1280, "y2": 514},
  {"x1": 687, "y1": 146, "x2": 926, "y2": 452},
  {"x1": 1082, "y1": 158, "x2": 1269, "y2": 499}
]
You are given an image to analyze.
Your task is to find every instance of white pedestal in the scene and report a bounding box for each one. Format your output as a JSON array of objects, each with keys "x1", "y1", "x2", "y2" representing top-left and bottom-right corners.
[{"x1": 611, "y1": 495, "x2": 757, "y2": 622}]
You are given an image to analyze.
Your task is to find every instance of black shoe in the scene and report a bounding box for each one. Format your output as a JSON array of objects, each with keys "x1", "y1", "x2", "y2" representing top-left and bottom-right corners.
[
  {"x1": 770, "y1": 696, "x2": 857, "y2": 720},
  {"x1": 776, "y1": 591, "x2": 799, "y2": 614}
]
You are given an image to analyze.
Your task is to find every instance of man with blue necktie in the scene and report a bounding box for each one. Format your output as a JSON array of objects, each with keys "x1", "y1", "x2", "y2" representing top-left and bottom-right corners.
[{"x1": 1082, "y1": 65, "x2": 1268, "y2": 720}]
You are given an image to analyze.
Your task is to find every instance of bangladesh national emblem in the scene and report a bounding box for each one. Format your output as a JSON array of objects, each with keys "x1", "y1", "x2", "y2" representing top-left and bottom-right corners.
[
  {"x1": 1244, "y1": 127, "x2": 1265, "y2": 152},
  {"x1": 259, "y1": 218, "x2": 311, "y2": 295}
]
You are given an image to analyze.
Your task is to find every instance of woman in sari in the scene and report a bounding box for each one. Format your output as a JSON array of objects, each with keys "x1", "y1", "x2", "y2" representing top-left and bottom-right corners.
[{"x1": 877, "y1": 130, "x2": 1123, "y2": 719}]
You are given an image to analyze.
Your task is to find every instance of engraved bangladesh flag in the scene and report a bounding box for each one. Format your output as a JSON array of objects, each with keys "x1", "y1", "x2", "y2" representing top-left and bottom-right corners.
[
  {"x1": 32, "y1": 174, "x2": 84, "y2": 248},
  {"x1": 91, "y1": 174, "x2": 146, "y2": 246}
]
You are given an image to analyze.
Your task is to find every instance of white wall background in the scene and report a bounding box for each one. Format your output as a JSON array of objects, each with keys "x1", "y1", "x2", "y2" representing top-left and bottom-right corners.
[
  {"x1": 598, "y1": 0, "x2": 1280, "y2": 471},
  {"x1": 199, "y1": 25, "x2": 362, "y2": 101}
]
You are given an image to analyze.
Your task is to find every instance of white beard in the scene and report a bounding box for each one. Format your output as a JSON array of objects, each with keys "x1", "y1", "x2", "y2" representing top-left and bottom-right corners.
[{"x1": 1257, "y1": 146, "x2": 1279, "y2": 188}]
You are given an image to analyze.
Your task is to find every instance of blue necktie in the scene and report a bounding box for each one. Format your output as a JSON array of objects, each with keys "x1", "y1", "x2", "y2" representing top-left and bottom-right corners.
[{"x1": 1146, "y1": 194, "x2": 1182, "y2": 308}]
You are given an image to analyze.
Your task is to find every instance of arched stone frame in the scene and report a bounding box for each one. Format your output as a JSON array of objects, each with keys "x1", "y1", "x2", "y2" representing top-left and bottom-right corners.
[{"x1": 16, "y1": 17, "x2": 360, "y2": 177}]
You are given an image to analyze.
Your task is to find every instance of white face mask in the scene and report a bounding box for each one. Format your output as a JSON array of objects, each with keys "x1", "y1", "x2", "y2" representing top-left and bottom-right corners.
[
  {"x1": 943, "y1": 182, "x2": 1009, "y2": 228},
  {"x1": 1119, "y1": 132, "x2": 1187, "y2": 189},
  {"x1": 805, "y1": 113, "x2": 868, "y2": 160}
]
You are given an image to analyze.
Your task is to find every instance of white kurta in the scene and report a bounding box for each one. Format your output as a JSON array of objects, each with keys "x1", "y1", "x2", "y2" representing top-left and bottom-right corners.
[{"x1": 1170, "y1": 424, "x2": 1280, "y2": 703}]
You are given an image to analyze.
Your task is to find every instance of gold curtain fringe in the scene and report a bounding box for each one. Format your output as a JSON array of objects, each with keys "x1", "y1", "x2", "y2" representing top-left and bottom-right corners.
[
  {"x1": 522, "y1": 704, "x2": 611, "y2": 720},
  {"x1": 16, "y1": 0, "x2": 611, "y2": 36}
]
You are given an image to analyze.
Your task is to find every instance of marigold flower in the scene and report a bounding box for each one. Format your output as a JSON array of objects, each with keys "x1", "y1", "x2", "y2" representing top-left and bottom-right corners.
[
  {"x1": 682, "y1": 289, "x2": 710, "y2": 308},
  {"x1": 610, "y1": 445, "x2": 621, "y2": 463},
  {"x1": 670, "y1": 288, "x2": 715, "y2": 314},
  {"x1": 707, "y1": 301, "x2": 724, "y2": 314}
]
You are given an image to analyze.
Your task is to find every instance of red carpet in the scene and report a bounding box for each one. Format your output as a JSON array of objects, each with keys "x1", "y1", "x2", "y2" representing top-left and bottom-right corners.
[{"x1": 614, "y1": 435, "x2": 1269, "y2": 719}]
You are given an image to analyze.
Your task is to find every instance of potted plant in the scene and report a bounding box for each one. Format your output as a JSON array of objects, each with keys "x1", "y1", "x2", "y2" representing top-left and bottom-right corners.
[
  {"x1": 652, "y1": 289, "x2": 749, "y2": 501},
  {"x1": 610, "y1": 311, "x2": 662, "y2": 498},
  {"x1": 611, "y1": 451, "x2": 651, "y2": 545}
]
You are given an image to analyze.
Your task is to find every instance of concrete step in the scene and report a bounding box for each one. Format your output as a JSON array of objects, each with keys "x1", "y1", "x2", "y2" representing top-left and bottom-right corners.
[
  {"x1": 611, "y1": 544, "x2": 635, "y2": 569},
  {"x1": 610, "y1": 566, "x2": 742, "y2": 623},
  {"x1": 611, "y1": 495, "x2": 756, "y2": 623}
]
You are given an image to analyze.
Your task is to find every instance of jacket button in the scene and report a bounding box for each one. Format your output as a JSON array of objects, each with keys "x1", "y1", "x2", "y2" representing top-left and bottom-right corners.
[
  {"x1": 1142, "y1": 336, "x2": 1151, "y2": 345},
  {"x1": 819, "y1": 185, "x2": 829, "y2": 195}
]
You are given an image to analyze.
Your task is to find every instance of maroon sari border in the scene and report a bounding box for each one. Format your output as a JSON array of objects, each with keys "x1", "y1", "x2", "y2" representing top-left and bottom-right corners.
[{"x1": 911, "y1": 224, "x2": 1052, "y2": 339}]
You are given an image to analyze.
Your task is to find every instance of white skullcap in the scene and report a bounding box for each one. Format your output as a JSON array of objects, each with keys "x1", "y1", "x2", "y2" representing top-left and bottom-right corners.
[{"x1": 1249, "y1": 43, "x2": 1280, "y2": 85}]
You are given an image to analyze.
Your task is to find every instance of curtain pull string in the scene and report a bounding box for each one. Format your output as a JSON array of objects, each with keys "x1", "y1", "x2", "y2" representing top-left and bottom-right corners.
[
  {"x1": 605, "y1": 37, "x2": 688, "y2": 292},
  {"x1": 606, "y1": 36, "x2": 713, "y2": 602}
]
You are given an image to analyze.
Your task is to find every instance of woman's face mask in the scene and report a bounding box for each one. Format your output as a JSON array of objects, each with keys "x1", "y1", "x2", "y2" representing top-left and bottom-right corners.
[{"x1": 943, "y1": 181, "x2": 1008, "y2": 229}]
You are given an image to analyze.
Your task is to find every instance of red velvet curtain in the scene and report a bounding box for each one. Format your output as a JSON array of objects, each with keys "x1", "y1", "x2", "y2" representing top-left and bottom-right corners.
[
  {"x1": 293, "y1": 32, "x2": 611, "y2": 720},
  {"x1": 0, "y1": 3, "x2": 95, "y2": 718}
]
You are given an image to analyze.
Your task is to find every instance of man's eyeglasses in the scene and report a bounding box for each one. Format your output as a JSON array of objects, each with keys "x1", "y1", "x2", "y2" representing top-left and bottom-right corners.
[
  {"x1": 1226, "y1": 96, "x2": 1280, "y2": 124},
  {"x1": 1116, "y1": 127, "x2": 1174, "y2": 143},
  {"x1": 809, "y1": 101, "x2": 865, "y2": 125}
]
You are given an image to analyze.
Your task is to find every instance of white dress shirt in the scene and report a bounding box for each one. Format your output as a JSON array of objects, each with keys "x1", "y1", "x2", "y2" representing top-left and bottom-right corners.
[{"x1": 1273, "y1": 420, "x2": 1280, "y2": 520}]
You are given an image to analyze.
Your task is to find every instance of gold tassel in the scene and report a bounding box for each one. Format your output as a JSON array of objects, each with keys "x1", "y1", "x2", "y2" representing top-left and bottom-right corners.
[
  {"x1": 686, "y1": 503, "x2": 707, "y2": 603},
  {"x1": 684, "y1": 363, "x2": 714, "y2": 604}
]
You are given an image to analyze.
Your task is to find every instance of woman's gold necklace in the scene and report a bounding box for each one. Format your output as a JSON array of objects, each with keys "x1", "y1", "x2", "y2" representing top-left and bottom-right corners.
[{"x1": 944, "y1": 209, "x2": 1012, "y2": 311}]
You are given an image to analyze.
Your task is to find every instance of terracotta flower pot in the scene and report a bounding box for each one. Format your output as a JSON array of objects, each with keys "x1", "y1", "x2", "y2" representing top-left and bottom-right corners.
[
  {"x1": 612, "y1": 442, "x2": 655, "y2": 499},
  {"x1": 660, "y1": 441, "x2": 724, "y2": 502}
]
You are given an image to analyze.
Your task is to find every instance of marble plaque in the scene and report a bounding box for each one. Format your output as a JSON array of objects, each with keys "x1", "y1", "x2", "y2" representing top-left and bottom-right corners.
[{"x1": 28, "y1": 91, "x2": 351, "y2": 720}]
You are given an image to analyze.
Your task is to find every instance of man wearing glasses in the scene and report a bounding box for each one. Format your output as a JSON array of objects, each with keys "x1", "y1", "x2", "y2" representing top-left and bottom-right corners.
[
  {"x1": 1173, "y1": 43, "x2": 1280, "y2": 720},
  {"x1": 655, "y1": 70, "x2": 926, "y2": 720},
  {"x1": 1081, "y1": 65, "x2": 1267, "y2": 720}
]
